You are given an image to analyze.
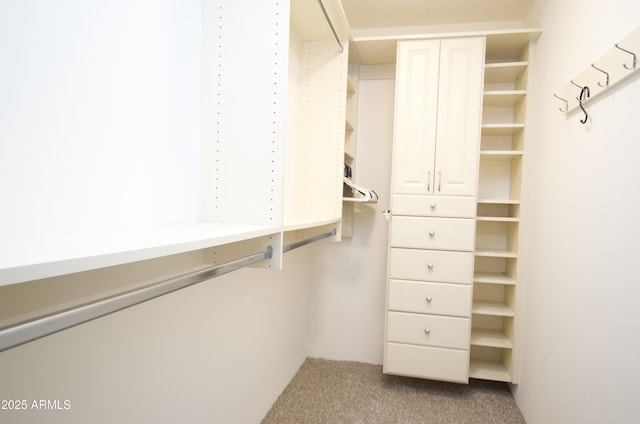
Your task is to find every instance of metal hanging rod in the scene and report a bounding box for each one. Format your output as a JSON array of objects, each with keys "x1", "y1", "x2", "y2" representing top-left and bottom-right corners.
[
  {"x1": 0, "y1": 248, "x2": 273, "y2": 352},
  {"x1": 0, "y1": 228, "x2": 338, "y2": 352},
  {"x1": 317, "y1": 0, "x2": 344, "y2": 54},
  {"x1": 283, "y1": 228, "x2": 337, "y2": 253}
]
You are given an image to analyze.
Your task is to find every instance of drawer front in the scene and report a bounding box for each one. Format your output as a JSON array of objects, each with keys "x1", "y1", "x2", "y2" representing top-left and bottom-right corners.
[
  {"x1": 387, "y1": 312, "x2": 470, "y2": 349},
  {"x1": 388, "y1": 248, "x2": 473, "y2": 284},
  {"x1": 388, "y1": 280, "x2": 472, "y2": 317},
  {"x1": 384, "y1": 342, "x2": 469, "y2": 383},
  {"x1": 393, "y1": 195, "x2": 476, "y2": 218},
  {"x1": 390, "y1": 216, "x2": 475, "y2": 251}
]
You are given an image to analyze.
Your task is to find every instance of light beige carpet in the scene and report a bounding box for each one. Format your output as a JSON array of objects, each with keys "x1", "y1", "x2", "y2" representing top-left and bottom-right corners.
[{"x1": 262, "y1": 358, "x2": 526, "y2": 424}]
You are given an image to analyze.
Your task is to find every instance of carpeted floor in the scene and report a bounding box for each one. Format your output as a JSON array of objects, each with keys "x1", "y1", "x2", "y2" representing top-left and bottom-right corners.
[{"x1": 262, "y1": 358, "x2": 526, "y2": 424}]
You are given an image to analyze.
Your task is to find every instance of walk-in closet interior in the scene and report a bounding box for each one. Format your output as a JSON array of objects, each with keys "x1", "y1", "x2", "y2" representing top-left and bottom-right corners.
[{"x1": 1, "y1": 0, "x2": 639, "y2": 423}]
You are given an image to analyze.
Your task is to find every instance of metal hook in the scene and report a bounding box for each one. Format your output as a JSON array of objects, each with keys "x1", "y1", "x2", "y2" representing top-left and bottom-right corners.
[
  {"x1": 591, "y1": 63, "x2": 610, "y2": 87},
  {"x1": 553, "y1": 93, "x2": 568, "y2": 113},
  {"x1": 578, "y1": 86, "x2": 590, "y2": 124},
  {"x1": 570, "y1": 80, "x2": 584, "y2": 100},
  {"x1": 614, "y1": 43, "x2": 637, "y2": 70}
]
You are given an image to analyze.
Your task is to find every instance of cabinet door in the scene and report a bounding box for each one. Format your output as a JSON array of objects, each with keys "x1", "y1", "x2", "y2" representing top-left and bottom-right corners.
[
  {"x1": 391, "y1": 40, "x2": 440, "y2": 195},
  {"x1": 434, "y1": 38, "x2": 484, "y2": 196}
]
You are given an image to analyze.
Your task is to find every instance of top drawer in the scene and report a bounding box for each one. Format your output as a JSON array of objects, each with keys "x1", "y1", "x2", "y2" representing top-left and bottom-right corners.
[{"x1": 393, "y1": 195, "x2": 475, "y2": 218}]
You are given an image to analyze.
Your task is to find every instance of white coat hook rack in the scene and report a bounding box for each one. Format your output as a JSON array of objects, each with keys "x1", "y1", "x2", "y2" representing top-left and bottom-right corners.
[{"x1": 556, "y1": 26, "x2": 640, "y2": 117}]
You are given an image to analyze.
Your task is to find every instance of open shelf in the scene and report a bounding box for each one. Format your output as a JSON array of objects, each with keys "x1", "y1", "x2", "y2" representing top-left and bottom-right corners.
[
  {"x1": 471, "y1": 328, "x2": 513, "y2": 348},
  {"x1": 470, "y1": 358, "x2": 512, "y2": 382},
  {"x1": 474, "y1": 256, "x2": 517, "y2": 285},
  {"x1": 469, "y1": 344, "x2": 513, "y2": 382},
  {"x1": 472, "y1": 300, "x2": 514, "y2": 316},
  {"x1": 473, "y1": 282, "x2": 516, "y2": 315},
  {"x1": 477, "y1": 201, "x2": 520, "y2": 220},
  {"x1": 484, "y1": 61, "x2": 528, "y2": 83}
]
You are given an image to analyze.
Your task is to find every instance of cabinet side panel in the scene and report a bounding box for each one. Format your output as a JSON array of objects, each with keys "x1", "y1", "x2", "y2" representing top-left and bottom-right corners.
[
  {"x1": 200, "y1": 0, "x2": 288, "y2": 225},
  {"x1": 288, "y1": 40, "x2": 347, "y2": 221}
]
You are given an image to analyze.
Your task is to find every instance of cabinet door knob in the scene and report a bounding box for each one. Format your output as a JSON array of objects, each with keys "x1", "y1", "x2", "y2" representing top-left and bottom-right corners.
[
  {"x1": 426, "y1": 296, "x2": 433, "y2": 302},
  {"x1": 424, "y1": 328, "x2": 431, "y2": 334},
  {"x1": 430, "y1": 203, "x2": 436, "y2": 209},
  {"x1": 427, "y1": 263, "x2": 434, "y2": 269},
  {"x1": 428, "y1": 231, "x2": 435, "y2": 237}
]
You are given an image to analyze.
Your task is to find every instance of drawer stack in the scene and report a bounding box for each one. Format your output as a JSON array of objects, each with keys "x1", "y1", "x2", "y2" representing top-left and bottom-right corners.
[{"x1": 384, "y1": 195, "x2": 475, "y2": 383}]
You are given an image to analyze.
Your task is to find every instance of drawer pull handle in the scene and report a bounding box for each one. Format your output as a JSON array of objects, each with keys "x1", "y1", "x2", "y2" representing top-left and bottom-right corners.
[
  {"x1": 427, "y1": 263, "x2": 434, "y2": 269},
  {"x1": 428, "y1": 231, "x2": 435, "y2": 237},
  {"x1": 424, "y1": 328, "x2": 431, "y2": 334},
  {"x1": 430, "y1": 203, "x2": 437, "y2": 209},
  {"x1": 426, "y1": 296, "x2": 432, "y2": 302}
]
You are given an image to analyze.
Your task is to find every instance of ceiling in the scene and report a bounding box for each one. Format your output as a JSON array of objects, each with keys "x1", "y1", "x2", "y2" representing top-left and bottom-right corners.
[{"x1": 340, "y1": 0, "x2": 535, "y2": 30}]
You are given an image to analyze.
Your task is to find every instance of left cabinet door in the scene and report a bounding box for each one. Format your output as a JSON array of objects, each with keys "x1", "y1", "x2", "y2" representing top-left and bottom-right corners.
[{"x1": 391, "y1": 40, "x2": 441, "y2": 195}]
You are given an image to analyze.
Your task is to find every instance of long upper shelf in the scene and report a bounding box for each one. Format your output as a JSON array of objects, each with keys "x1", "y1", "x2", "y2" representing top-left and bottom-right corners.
[
  {"x1": 351, "y1": 28, "x2": 542, "y2": 65},
  {"x1": 0, "y1": 216, "x2": 343, "y2": 287},
  {"x1": 0, "y1": 224, "x2": 278, "y2": 286}
]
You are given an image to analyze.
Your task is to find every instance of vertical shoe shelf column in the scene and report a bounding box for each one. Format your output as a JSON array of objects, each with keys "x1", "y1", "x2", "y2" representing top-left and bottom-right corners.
[
  {"x1": 469, "y1": 30, "x2": 540, "y2": 383},
  {"x1": 342, "y1": 63, "x2": 359, "y2": 237}
]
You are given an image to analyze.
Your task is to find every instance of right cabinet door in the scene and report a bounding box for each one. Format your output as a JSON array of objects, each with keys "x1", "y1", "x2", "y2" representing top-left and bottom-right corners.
[
  {"x1": 434, "y1": 38, "x2": 484, "y2": 196},
  {"x1": 391, "y1": 38, "x2": 484, "y2": 197}
]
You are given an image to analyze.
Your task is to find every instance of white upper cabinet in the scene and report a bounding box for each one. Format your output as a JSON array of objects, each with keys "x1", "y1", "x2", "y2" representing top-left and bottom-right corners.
[{"x1": 392, "y1": 38, "x2": 484, "y2": 197}]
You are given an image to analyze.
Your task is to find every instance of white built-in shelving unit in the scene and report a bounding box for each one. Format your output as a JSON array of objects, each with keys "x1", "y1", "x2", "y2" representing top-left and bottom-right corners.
[
  {"x1": 352, "y1": 28, "x2": 540, "y2": 384},
  {"x1": 470, "y1": 30, "x2": 540, "y2": 383}
]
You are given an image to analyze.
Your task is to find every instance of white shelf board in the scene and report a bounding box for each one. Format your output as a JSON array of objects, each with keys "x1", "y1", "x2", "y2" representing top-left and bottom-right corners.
[
  {"x1": 474, "y1": 272, "x2": 516, "y2": 285},
  {"x1": 0, "y1": 223, "x2": 279, "y2": 286},
  {"x1": 483, "y1": 90, "x2": 526, "y2": 107},
  {"x1": 476, "y1": 216, "x2": 519, "y2": 223},
  {"x1": 480, "y1": 150, "x2": 523, "y2": 160},
  {"x1": 475, "y1": 248, "x2": 518, "y2": 259},
  {"x1": 477, "y1": 199, "x2": 521, "y2": 205},
  {"x1": 481, "y1": 123, "x2": 525, "y2": 136}
]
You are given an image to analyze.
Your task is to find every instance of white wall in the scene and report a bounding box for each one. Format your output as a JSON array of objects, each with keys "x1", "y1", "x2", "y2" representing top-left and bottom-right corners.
[
  {"x1": 0, "y1": 250, "x2": 311, "y2": 424},
  {"x1": 513, "y1": 1, "x2": 640, "y2": 423},
  {"x1": 0, "y1": 0, "x2": 201, "y2": 237},
  {"x1": 307, "y1": 71, "x2": 395, "y2": 364}
]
